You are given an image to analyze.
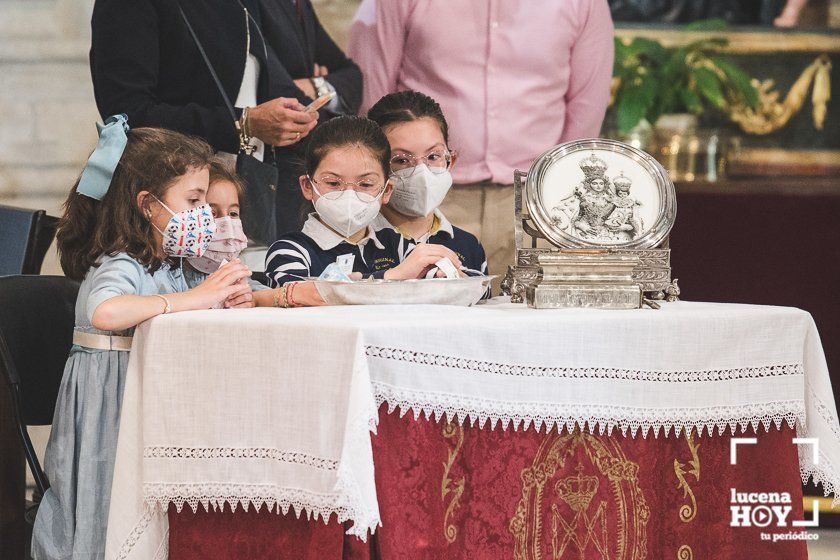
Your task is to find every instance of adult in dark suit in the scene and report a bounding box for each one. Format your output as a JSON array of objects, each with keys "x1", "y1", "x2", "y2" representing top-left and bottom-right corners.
[
  {"x1": 257, "y1": 0, "x2": 363, "y2": 113},
  {"x1": 90, "y1": 0, "x2": 362, "y2": 235}
]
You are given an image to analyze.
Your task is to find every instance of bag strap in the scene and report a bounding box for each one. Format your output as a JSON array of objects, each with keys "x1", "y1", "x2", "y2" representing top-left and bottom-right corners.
[
  {"x1": 177, "y1": 1, "x2": 279, "y2": 161},
  {"x1": 175, "y1": 2, "x2": 238, "y2": 123},
  {"x1": 238, "y1": 0, "x2": 271, "y2": 68}
]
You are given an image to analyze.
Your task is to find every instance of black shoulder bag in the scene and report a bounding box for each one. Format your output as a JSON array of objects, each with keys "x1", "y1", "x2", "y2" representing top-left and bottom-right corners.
[{"x1": 177, "y1": 2, "x2": 279, "y2": 245}]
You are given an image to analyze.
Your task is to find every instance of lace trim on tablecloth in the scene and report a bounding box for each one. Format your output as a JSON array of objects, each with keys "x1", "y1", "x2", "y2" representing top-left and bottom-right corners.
[
  {"x1": 142, "y1": 436, "x2": 380, "y2": 540},
  {"x1": 800, "y1": 450, "x2": 840, "y2": 509},
  {"x1": 140, "y1": 351, "x2": 382, "y2": 541},
  {"x1": 331, "y1": 391, "x2": 382, "y2": 540},
  {"x1": 143, "y1": 446, "x2": 338, "y2": 471},
  {"x1": 810, "y1": 384, "x2": 840, "y2": 443},
  {"x1": 142, "y1": 482, "x2": 378, "y2": 537},
  {"x1": 366, "y1": 346, "x2": 805, "y2": 383},
  {"x1": 373, "y1": 381, "x2": 805, "y2": 438},
  {"x1": 152, "y1": 527, "x2": 168, "y2": 560},
  {"x1": 801, "y1": 383, "x2": 840, "y2": 508},
  {"x1": 114, "y1": 508, "x2": 155, "y2": 560}
]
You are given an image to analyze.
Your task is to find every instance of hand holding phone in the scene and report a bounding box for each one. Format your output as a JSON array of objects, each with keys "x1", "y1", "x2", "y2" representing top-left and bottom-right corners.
[{"x1": 304, "y1": 91, "x2": 336, "y2": 113}]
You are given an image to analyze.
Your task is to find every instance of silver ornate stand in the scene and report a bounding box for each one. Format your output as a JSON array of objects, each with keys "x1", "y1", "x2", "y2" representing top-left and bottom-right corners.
[
  {"x1": 501, "y1": 170, "x2": 678, "y2": 304},
  {"x1": 526, "y1": 252, "x2": 642, "y2": 309}
]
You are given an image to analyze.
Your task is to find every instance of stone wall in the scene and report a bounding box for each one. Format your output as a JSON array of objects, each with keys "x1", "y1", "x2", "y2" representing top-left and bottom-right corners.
[
  {"x1": 0, "y1": 0, "x2": 97, "y2": 218},
  {"x1": 0, "y1": 0, "x2": 359, "y2": 274}
]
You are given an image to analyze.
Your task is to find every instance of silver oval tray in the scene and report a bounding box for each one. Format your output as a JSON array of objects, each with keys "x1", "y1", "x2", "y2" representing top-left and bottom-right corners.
[{"x1": 314, "y1": 276, "x2": 495, "y2": 306}]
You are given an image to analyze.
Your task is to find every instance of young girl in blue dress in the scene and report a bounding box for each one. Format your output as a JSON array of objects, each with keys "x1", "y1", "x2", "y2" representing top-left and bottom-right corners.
[
  {"x1": 264, "y1": 116, "x2": 464, "y2": 306},
  {"x1": 32, "y1": 119, "x2": 252, "y2": 560},
  {"x1": 367, "y1": 91, "x2": 488, "y2": 276}
]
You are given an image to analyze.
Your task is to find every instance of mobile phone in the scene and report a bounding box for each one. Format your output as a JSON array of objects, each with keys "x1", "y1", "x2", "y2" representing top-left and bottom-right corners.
[{"x1": 304, "y1": 91, "x2": 336, "y2": 113}]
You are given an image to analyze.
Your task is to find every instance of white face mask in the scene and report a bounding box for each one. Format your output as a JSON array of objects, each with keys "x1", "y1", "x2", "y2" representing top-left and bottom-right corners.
[
  {"x1": 313, "y1": 188, "x2": 383, "y2": 239},
  {"x1": 390, "y1": 166, "x2": 453, "y2": 218}
]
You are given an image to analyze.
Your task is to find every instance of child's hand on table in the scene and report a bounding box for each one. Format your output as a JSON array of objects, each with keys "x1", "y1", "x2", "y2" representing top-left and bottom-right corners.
[
  {"x1": 383, "y1": 244, "x2": 462, "y2": 280},
  {"x1": 188, "y1": 259, "x2": 252, "y2": 309},
  {"x1": 224, "y1": 283, "x2": 255, "y2": 308}
]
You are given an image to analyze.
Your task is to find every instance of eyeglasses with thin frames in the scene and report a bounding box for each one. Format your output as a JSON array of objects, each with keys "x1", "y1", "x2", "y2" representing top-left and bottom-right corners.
[
  {"x1": 389, "y1": 149, "x2": 454, "y2": 176},
  {"x1": 308, "y1": 175, "x2": 387, "y2": 201}
]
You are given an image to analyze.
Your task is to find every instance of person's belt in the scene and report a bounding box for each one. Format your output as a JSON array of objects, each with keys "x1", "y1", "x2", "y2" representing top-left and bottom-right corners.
[{"x1": 73, "y1": 331, "x2": 133, "y2": 352}]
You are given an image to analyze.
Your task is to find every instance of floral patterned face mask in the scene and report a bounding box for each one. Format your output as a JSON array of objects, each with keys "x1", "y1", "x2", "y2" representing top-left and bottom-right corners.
[{"x1": 151, "y1": 195, "x2": 216, "y2": 258}]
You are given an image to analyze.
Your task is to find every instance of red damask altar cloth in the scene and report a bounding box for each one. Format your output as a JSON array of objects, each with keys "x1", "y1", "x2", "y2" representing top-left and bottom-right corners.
[{"x1": 168, "y1": 407, "x2": 808, "y2": 560}]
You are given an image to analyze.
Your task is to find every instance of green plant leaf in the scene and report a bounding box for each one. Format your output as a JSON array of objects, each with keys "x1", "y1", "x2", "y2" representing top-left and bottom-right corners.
[
  {"x1": 614, "y1": 36, "x2": 626, "y2": 53},
  {"x1": 679, "y1": 89, "x2": 704, "y2": 114},
  {"x1": 647, "y1": 94, "x2": 665, "y2": 124},
  {"x1": 656, "y1": 47, "x2": 685, "y2": 116},
  {"x1": 613, "y1": 37, "x2": 627, "y2": 65},
  {"x1": 617, "y1": 99, "x2": 647, "y2": 133},
  {"x1": 639, "y1": 73, "x2": 657, "y2": 99},
  {"x1": 710, "y1": 56, "x2": 759, "y2": 108},
  {"x1": 613, "y1": 38, "x2": 643, "y2": 79},
  {"x1": 630, "y1": 37, "x2": 668, "y2": 64},
  {"x1": 617, "y1": 83, "x2": 651, "y2": 133},
  {"x1": 692, "y1": 67, "x2": 727, "y2": 110},
  {"x1": 657, "y1": 87, "x2": 676, "y2": 116},
  {"x1": 685, "y1": 18, "x2": 728, "y2": 31},
  {"x1": 684, "y1": 37, "x2": 729, "y2": 53},
  {"x1": 613, "y1": 55, "x2": 624, "y2": 77},
  {"x1": 662, "y1": 47, "x2": 688, "y2": 81}
]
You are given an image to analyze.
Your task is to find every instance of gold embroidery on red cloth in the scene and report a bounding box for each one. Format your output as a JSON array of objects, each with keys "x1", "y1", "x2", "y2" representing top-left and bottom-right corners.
[
  {"x1": 552, "y1": 465, "x2": 609, "y2": 558},
  {"x1": 674, "y1": 432, "x2": 701, "y2": 523},
  {"x1": 674, "y1": 432, "x2": 701, "y2": 559},
  {"x1": 442, "y1": 421, "x2": 465, "y2": 544},
  {"x1": 509, "y1": 431, "x2": 649, "y2": 560}
]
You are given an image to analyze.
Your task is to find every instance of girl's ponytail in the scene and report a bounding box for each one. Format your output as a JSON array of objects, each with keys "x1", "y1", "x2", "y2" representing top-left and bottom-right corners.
[{"x1": 57, "y1": 179, "x2": 101, "y2": 281}]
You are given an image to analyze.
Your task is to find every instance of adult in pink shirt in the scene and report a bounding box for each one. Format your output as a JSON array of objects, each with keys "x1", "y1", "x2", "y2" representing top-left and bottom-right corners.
[{"x1": 349, "y1": 0, "x2": 614, "y2": 282}]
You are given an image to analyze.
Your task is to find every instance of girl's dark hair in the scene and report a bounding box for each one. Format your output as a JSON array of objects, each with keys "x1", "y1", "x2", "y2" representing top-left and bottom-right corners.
[
  {"x1": 304, "y1": 116, "x2": 391, "y2": 177},
  {"x1": 57, "y1": 127, "x2": 215, "y2": 281},
  {"x1": 209, "y1": 157, "x2": 245, "y2": 198},
  {"x1": 366, "y1": 91, "x2": 449, "y2": 144}
]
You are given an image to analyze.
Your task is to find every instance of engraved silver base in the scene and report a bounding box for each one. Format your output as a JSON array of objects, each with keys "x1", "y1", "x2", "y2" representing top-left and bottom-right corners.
[
  {"x1": 502, "y1": 247, "x2": 672, "y2": 304},
  {"x1": 526, "y1": 283, "x2": 643, "y2": 309},
  {"x1": 522, "y1": 252, "x2": 643, "y2": 309}
]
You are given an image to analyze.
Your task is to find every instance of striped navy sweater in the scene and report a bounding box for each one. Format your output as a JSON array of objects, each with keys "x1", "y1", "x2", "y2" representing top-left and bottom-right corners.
[
  {"x1": 265, "y1": 215, "x2": 403, "y2": 287},
  {"x1": 373, "y1": 211, "x2": 489, "y2": 276}
]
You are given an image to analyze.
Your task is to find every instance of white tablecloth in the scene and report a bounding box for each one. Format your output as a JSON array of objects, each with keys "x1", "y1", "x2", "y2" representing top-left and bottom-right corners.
[{"x1": 105, "y1": 299, "x2": 840, "y2": 560}]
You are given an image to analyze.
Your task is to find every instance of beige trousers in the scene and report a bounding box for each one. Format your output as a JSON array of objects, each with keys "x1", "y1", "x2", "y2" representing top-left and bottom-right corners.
[{"x1": 439, "y1": 181, "x2": 516, "y2": 292}]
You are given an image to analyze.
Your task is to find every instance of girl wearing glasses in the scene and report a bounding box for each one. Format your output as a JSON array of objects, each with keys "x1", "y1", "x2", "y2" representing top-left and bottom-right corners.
[
  {"x1": 263, "y1": 116, "x2": 464, "y2": 306},
  {"x1": 367, "y1": 91, "x2": 488, "y2": 276}
]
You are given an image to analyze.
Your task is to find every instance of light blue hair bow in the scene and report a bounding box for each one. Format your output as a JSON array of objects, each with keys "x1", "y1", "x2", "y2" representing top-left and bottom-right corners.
[{"x1": 76, "y1": 114, "x2": 130, "y2": 200}]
